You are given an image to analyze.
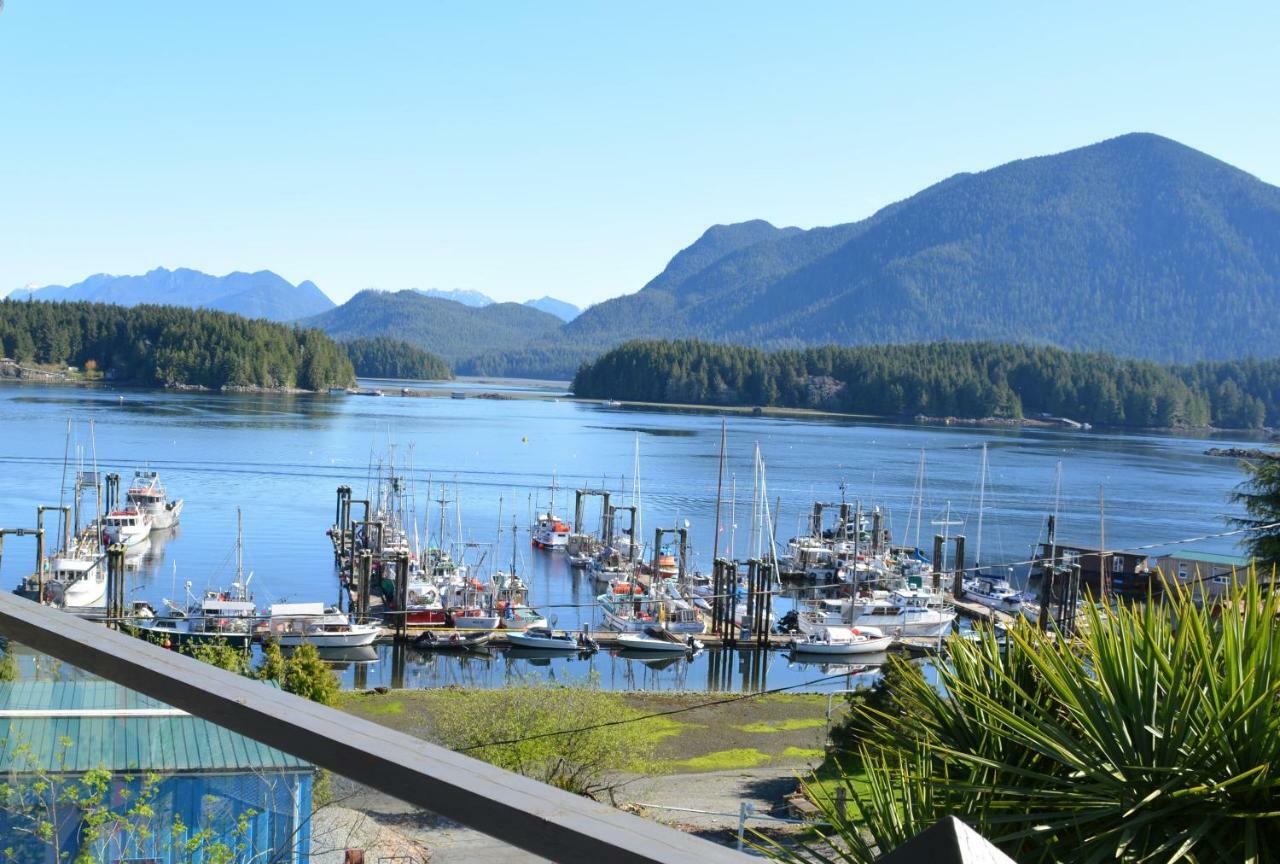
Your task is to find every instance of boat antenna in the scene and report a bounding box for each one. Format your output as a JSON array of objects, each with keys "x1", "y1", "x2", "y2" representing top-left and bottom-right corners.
[{"x1": 235, "y1": 506, "x2": 244, "y2": 583}]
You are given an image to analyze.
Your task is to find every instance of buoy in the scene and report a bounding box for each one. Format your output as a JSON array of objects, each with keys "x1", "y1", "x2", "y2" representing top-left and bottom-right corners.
[{"x1": 522, "y1": 436, "x2": 528, "y2": 443}]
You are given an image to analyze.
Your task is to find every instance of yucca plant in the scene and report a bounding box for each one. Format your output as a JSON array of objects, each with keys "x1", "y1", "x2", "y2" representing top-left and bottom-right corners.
[{"x1": 766, "y1": 572, "x2": 1280, "y2": 863}]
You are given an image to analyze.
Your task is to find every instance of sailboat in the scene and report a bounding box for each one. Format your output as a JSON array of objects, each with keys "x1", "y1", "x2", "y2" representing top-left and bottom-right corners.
[{"x1": 961, "y1": 444, "x2": 1031, "y2": 614}]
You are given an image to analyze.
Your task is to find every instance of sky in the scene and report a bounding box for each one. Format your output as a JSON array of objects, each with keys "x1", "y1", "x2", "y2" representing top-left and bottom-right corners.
[{"x1": 1, "y1": 2, "x2": 1278, "y2": 308}]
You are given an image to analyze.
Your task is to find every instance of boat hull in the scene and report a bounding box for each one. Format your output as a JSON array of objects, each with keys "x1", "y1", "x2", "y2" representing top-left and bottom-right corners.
[
  {"x1": 792, "y1": 636, "x2": 894, "y2": 655},
  {"x1": 275, "y1": 628, "x2": 380, "y2": 648},
  {"x1": 506, "y1": 634, "x2": 582, "y2": 651},
  {"x1": 614, "y1": 634, "x2": 700, "y2": 653}
]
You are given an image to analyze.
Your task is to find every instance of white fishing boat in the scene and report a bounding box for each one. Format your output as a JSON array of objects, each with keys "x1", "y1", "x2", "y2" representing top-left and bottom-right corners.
[
  {"x1": 598, "y1": 581, "x2": 706, "y2": 634},
  {"x1": 962, "y1": 573, "x2": 1024, "y2": 612},
  {"x1": 531, "y1": 512, "x2": 571, "y2": 549},
  {"x1": 506, "y1": 627, "x2": 595, "y2": 651},
  {"x1": 125, "y1": 469, "x2": 184, "y2": 530},
  {"x1": 616, "y1": 626, "x2": 703, "y2": 654},
  {"x1": 267, "y1": 602, "x2": 380, "y2": 647},
  {"x1": 845, "y1": 587, "x2": 956, "y2": 638},
  {"x1": 100, "y1": 507, "x2": 153, "y2": 548},
  {"x1": 798, "y1": 585, "x2": 956, "y2": 638},
  {"x1": 39, "y1": 552, "x2": 107, "y2": 609},
  {"x1": 531, "y1": 474, "x2": 571, "y2": 549},
  {"x1": 792, "y1": 625, "x2": 893, "y2": 655}
]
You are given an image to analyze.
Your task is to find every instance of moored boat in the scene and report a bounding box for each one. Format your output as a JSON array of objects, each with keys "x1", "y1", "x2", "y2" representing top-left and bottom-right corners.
[
  {"x1": 792, "y1": 625, "x2": 893, "y2": 655},
  {"x1": 615, "y1": 626, "x2": 703, "y2": 653},
  {"x1": 506, "y1": 627, "x2": 597, "y2": 651},
  {"x1": 100, "y1": 507, "x2": 153, "y2": 547},
  {"x1": 267, "y1": 602, "x2": 380, "y2": 647},
  {"x1": 126, "y1": 469, "x2": 184, "y2": 530}
]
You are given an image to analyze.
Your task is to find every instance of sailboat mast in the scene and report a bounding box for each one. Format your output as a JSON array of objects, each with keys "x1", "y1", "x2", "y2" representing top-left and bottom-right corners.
[
  {"x1": 1098, "y1": 485, "x2": 1107, "y2": 600},
  {"x1": 749, "y1": 445, "x2": 760, "y2": 560},
  {"x1": 711, "y1": 420, "x2": 726, "y2": 564},
  {"x1": 976, "y1": 443, "x2": 987, "y2": 567},
  {"x1": 236, "y1": 506, "x2": 243, "y2": 582},
  {"x1": 913, "y1": 449, "x2": 925, "y2": 551},
  {"x1": 632, "y1": 434, "x2": 642, "y2": 556},
  {"x1": 729, "y1": 474, "x2": 737, "y2": 560}
]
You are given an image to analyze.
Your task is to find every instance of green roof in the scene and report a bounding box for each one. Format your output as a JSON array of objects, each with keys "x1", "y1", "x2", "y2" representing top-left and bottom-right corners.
[{"x1": 0, "y1": 680, "x2": 309, "y2": 774}]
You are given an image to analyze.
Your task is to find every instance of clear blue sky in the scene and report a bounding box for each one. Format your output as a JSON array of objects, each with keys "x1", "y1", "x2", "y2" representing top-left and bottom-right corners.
[{"x1": 1, "y1": 2, "x2": 1276, "y2": 307}]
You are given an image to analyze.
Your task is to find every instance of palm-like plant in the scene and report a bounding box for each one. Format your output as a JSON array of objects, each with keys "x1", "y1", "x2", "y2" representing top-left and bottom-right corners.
[{"x1": 769, "y1": 573, "x2": 1280, "y2": 863}]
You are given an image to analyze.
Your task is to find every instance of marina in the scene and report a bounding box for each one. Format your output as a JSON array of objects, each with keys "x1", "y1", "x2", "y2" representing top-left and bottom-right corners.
[{"x1": 0, "y1": 378, "x2": 1260, "y2": 693}]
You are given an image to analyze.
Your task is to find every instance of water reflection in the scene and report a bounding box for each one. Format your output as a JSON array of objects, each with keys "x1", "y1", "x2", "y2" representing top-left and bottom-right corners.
[{"x1": 334, "y1": 642, "x2": 914, "y2": 695}]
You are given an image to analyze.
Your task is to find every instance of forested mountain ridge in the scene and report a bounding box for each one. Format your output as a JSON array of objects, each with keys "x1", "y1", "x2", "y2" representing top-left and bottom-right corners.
[
  {"x1": 0, "y1": 300, "x2": 354, "y2": 390},
  {"x1": 476, "y1": 133, "x2": 1280, "y2": 378},
  {"x1": 301, "y1": 290, "x2": 563, "y2": 365},
  {"x1": 573, "y1": 340, "x2": 1280, "y2": 430},
  {"x1": 12, "y1": 267, "x2": 335, "y2": 322}
]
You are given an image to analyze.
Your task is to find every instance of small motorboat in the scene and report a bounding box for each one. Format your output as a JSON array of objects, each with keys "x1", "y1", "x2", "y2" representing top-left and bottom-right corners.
[
  {"x1": 615, "y1": 626, "x2": 703, "y2": 654},
  {"x1": 506, "y1": 627, "x2": 597, "y2": 652},
  {"x1": 412, "y1": 629, "x2": 493, "y2": 651},
  {"x1": 792, "y1": 625, "x2": 893, "y2": 656}
]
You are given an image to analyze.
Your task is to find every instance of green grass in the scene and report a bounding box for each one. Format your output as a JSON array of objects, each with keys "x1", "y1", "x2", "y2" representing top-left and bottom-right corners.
[
  {"x1": 780, "y1": 746, "x2": 827, "y2": 760},
  {"x1": 635, "y1": 716, "x2": 699, "y2": 742},
  {"x1": 802, "y1": 751, "x2": 871, "y2": 816},
  {"x1": 663, "y1": 747, "x2": 773, "y2": 772},
  {"x1": 735, "y1": 718, "x2": 827, "y2": 734}
]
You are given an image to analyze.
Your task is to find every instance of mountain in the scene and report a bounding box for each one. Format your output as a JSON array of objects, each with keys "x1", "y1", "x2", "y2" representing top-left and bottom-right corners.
[
  {"x1": 523, "y1": 296, "x2": 580, "y2": 322},
  {"x1": 413, "y1": 288, "x2": 495, "y2": 307},
  {"x1": 301, "y1": 290, "x2": 563, "y2": 365},
  {"x1": 11, "y1": 267, "x2": 335, "y2": 322},
  {"x1": 469, "y1": 133, "x2": 1280, "y2": 378}
]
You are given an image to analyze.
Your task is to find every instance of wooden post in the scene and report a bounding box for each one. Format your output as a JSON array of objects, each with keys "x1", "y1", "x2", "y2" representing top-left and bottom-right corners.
[
  {"x1": 952, "y1": 535, "x2": 966, "y2": 598},
  {"x1": 395, "y1": 551, "x2": 410, "y2": 640},
  {"x1": 931, "y1": 534, "x2": 943, "y2": 592},
  {"x1": 358, "y1": 550, "x2": 373, "y2": 618}
]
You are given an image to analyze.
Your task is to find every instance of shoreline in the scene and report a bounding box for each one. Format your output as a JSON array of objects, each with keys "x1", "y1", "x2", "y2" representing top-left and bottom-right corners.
[{"x1": 4, "y1": 370, "x2": 1273, "y2": 440}]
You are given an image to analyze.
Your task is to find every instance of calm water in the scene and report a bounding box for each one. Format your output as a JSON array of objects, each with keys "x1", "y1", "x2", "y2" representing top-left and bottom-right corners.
[{"x1": 0, "y1": 379, "x2": 1257, "y2": 692}]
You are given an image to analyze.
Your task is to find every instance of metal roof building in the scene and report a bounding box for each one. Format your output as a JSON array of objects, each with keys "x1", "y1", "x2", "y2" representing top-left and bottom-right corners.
[{"x1": 0, "y1": 679, "x2": 313, "y2": 862}]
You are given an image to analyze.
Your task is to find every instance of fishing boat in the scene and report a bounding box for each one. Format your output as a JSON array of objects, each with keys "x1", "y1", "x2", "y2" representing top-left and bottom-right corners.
[
  {"x1": 132, "y1": 507, "x2": 258, "y2": 647},
  {"x1": 493, "y1": 517, "x2": 548, "y2": 630},
  {"x1": 792, "y1": 625, "x2": 892, "y2": 655},
  {"x1": 506, "y1": 627, "x2": 597, "y2": 651},
  {"x1": 35, "y1": 551, "x2": 107, "y2": 609},
  {"x1": 962, "y1": 572, "x2": 1024, "y2": 612},
  {"x1": 531, "y1": 512, "x2": 571, "y2": 549},
  {"x1": 797, "y1": 585, "x2": 955, "y2": 638},
  {"x1": 125, "y1": 469, "x2": 184, "y2": 530},
  {"x1": 402, "y1": 570, "x2": 448, "y2": 626},
  {"x1": 133, "y1": 583, "x2": 258, "y2": 649},
  {"x1": 100, "y1": 507, "x2": 153, "y2": 548},
  {"x1": 597, "y1": 580, "x2": 706, "y2": 634},
  {"x1": 266, "y1": 602, "x2": 380, "y2": 648},
  {"x1": 531, "y1": 475, "x2": 571, "y2": 549},
  {"x1": 616, "y1": 626, "x2": 703, "y2": 654}
]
